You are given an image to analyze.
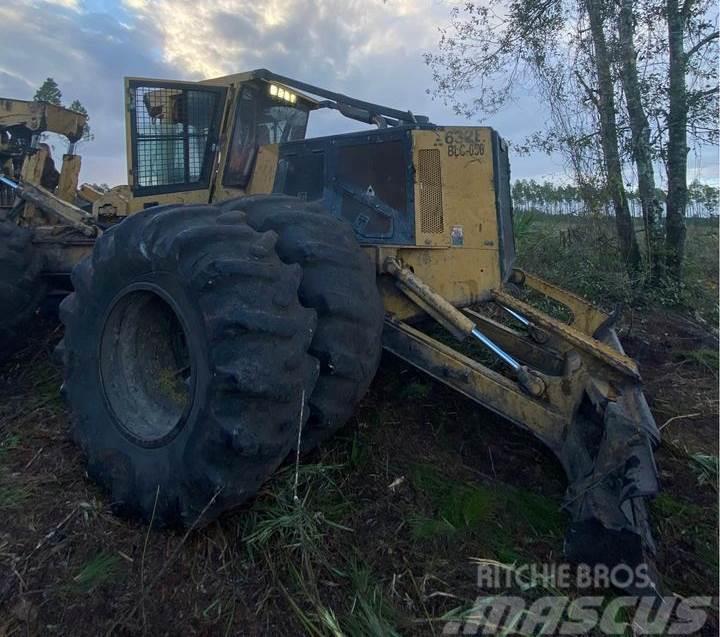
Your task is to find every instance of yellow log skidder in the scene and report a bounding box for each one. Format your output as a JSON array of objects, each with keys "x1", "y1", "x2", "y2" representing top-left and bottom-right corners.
[{"x1": 0, "y1": 70, "x2": 661, "y2": 594}]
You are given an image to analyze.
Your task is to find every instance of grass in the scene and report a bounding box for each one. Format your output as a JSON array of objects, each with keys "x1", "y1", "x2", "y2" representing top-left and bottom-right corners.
[
  {"x1": 0, "y1": 434, "x2": 30, "y2": 509},
  {"x1": 689, "y1": 453, "x2": 719, "y2": 491},
  {"x1": 408, "y1": 464, "x2": 565, "y2": 562},
  {"x1": 241, "y1": 459, "x2": 403, "y2": 636},
  {"x1": 674, "y1": 348, "x2": 720, "y2": 376},
  {"x1": 342, "y1": 561, "x2": 400, "y2": 637},
  {"x1": 0, "y1": 484, "x2": 32, "y2": 509},
  {"x1": 514, "y1": 212, "x2": 719, "y2": 325},
  {"x1": 0, "y1": 434, "x2": 21, "y2": 469},
  {"x1": 72, "y1": 551, "x2": 123, "y2": 592},
  {"x1": 398, "y1": 380, "x2": 433, "y2": 400},
  {"x1": 651, "y1": 492, "x2": 718, "y2": 577}
]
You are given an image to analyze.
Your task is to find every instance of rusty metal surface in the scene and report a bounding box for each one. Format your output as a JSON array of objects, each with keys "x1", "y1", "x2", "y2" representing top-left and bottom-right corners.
[
  {"x1": 492, "y1": 288, "x2": 640, "y2": 381},
  {"x1": 462, "y1": 308, "x2": 565, "y2": 374},
  {"x1": 514, "y1": 269, "x2": 610, "y2": 336},
  {"x1": 382, "y1": 317, "x2": 568, "y2": 452}
]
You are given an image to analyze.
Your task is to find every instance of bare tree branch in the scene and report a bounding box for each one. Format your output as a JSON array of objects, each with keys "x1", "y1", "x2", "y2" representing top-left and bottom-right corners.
[{"x1": 686, "y1": 30, "x2": 719, "y2": 58}]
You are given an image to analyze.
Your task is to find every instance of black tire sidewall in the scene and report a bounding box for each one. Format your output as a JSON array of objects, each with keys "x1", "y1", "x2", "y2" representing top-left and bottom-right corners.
[{"x1": 66, "y1": 267, "x2": 214, "y2": 513}]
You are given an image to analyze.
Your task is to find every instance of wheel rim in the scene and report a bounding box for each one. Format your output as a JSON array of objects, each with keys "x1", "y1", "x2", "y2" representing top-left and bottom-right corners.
[{"x1": 99, "y1": 285, "x2": 195, "y2": 446}]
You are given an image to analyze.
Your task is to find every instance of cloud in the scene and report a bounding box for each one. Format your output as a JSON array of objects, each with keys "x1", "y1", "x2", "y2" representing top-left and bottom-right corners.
[{"x1": 7, "y1": 0, "x2": 712, "y2": 188}]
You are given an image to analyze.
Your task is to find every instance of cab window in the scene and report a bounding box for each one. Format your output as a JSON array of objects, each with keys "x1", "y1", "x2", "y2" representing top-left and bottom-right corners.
[{"x1": 223, "y1": 83, "x2": 309, "y2": 188}]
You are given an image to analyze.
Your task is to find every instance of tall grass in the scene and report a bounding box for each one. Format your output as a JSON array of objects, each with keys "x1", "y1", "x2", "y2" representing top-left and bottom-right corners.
[{"x1": 514, "y1": 213, "x2": 719, "y2": 325}]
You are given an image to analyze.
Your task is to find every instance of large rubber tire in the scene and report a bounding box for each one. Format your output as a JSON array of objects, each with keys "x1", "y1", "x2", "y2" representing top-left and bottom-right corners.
[
  {"x1": 59, "y1": 204, "x2": 319, "y2": 527},
  {"x1": 220, "y1": 195, "x2": 384, "y2": 452},
  {"x1": 0, "y1": 218, "x2": 46, "y2": 357}
]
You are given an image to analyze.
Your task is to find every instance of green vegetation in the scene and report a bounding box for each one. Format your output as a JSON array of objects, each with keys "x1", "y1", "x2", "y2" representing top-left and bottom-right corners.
[
  {"x1": 72, "y1": 552, "x2": 122, "y2": 592},
  {"x1": 398, "y1": 380, "x2": 433, "y2": 400},
  {"x1": 689, "y1": 453, "x2": 719, "y2": 491},
  {"x1": 0, "y1": 485, "x2": 32, "y2": 510},
  {"x1": 242, "y1": 461, "x2": 402, "y2": 636},
  {"x1": 514, "y1": 212, "x2": 719, "y2": 325},
  {"x1": 409, "y1": 464, "x2": 565, "y2": 562},
  {"x1": 652, "y1": 492, "x2": 718, "y2": 578},
  {"x1": 674, "y1": 348, "x2": 720, "y2": 376}
]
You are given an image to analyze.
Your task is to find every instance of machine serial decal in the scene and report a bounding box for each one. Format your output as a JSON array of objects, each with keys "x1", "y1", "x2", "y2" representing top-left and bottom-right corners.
[{"x1": 444, "y1": 129, "x2": 485, "y2": 158}]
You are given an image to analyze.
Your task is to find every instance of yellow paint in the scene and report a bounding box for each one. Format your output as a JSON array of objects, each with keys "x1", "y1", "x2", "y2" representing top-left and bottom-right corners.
[
  {"x1": 246, "y1": 144, "x2": 279, "y2": 195},
  {"x1": 57, "y1": 154, "x2": 81, "y2": 203},
  {"x1": 376, "y1": 128, "x2": 503, "y2": 320}
]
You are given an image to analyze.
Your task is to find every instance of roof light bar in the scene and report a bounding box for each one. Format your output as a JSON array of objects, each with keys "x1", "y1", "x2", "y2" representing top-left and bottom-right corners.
[{"x1": 269, "y1": 83, "x2": 297, "y2": 104}]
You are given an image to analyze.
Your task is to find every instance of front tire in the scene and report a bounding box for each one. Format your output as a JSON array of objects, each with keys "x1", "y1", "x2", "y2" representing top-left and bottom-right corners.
[
  {"x1": 59, "y1": 205, "x2": 319, "y2": 527},
  {"x1": 221, "y1": 196, "x2": 384, "y2": 452}
]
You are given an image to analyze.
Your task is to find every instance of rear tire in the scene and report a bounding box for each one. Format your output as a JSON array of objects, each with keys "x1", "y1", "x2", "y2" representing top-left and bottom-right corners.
[
  {"x1": 59, "y1": 204, "x2": 319, "y2": 527},
  {"x1": 0, "y1": 218, "x2": 46, "y2": 357},
  {"x1": 221, "y1": 195, "x2": 384, "y2": 452}
]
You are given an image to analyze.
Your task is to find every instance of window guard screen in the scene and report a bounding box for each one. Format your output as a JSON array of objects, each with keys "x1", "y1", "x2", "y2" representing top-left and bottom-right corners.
[{"x1": 128, "y1": 81, "x2": 226, "y2": 196}]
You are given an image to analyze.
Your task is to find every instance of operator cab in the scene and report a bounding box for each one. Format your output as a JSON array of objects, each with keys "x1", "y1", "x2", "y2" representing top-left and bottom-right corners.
[
  {"x1": 221, "y1": 80, "x2": 314, "y2": 189},
  {"x1": 124, "y1": 69, "x2": 427, "y2": 202}
]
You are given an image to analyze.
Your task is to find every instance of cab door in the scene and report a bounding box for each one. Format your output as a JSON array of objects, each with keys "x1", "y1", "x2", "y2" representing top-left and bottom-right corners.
[{"x1": 124, "y1": 78, "x2": 228, "y2": 209}]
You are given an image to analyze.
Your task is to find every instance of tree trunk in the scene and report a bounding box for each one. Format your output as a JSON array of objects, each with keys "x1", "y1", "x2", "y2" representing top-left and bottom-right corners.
[
  {"x1": 618, "y1": 0, "x2": 665, "y2": 280},
  {"x1": 665, "y1": 0, "x2": 688, "y2": 281},
  {"x1": 586, "y1": 0, "x2": 641, "y2": 270}
]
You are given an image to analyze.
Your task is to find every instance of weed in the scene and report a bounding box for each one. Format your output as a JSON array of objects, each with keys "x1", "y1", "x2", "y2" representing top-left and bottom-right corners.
[
  {"x1": 399, "y1": 381, "x2": 432, "y2": 400},
  {"x1": 342, "y1": 561, "x2": 400, "y2": 637},
  {"x1": 512, "y1": 210, "x2": 538, "y2": 243},
  {"x1": 689, "y1": 453, "x2": 719, "y2": 491},
  {"x1": 674, "y1": 349, "x2": 719, "y2": 376},
  {"x1": 72, "y1": 552, "x2": 122, "y2": 592},
  {"x1": 0, "y1": 434, "x2": 21, "y2": 453},
  {"x1": 0, "y1": 485, "x2": 32, "y2": 509},
  {"x1": 439, "y1": 557, "x2": 562, "y2": 634},
  {"x1": 243, "y1": 462, "x2": 353, "y2": 633},
  {"x1": 515, "y1": 215, "x2": 719, "y2": 325},
  {"x1": 651, "y1": 493, "x2": 718, "y2": 574},
  {"x1": 408, "y1": 465, "x2": 564, "y2": 557},
  {"x1": 349, "y1": 431, "x2": 368, "y2": 469},
  {"x1": 0, "y1": 434, "x2": 21, "y2": 467},
  {"x1": 243, "y1": 463, "x2": 350, "y2": 555}
]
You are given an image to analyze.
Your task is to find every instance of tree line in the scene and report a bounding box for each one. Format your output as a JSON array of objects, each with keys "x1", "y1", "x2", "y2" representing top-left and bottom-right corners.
[
  {"x1": 33, "y1": 77, "x2": 92, "y2": 142},
  {"x1": 512, "y1": 178, "x2": 718, "y2": 218},
  {"x1": 426, "y1": 0, "x2": 718, "y2": 285}
]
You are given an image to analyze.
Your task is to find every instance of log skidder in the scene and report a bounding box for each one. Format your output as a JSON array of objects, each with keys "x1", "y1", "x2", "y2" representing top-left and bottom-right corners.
[
  {"x1": 2, "y1": 69, "x2": 664, "y2": 591},
  {"x1": 59, "y1": 204, "x2": 322, "y2": 526}
]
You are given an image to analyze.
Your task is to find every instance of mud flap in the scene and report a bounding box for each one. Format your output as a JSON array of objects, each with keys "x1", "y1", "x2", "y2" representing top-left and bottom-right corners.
[{"x1": 560, "y1": 328, "x2": 661, "y2": 595}]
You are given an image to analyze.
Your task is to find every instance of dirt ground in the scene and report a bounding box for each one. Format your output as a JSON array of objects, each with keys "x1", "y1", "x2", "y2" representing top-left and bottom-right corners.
[{"x1": 0, "y1": 300, "x2": 717, "y2": 635}]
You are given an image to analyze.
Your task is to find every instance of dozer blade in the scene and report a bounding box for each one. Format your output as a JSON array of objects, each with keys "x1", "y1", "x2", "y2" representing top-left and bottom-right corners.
[
  {"x1": 561, "y1": 326, "x2": 661, "y2": 595},
  {"x1": 383, "y1": 261, "x2": 662, "y2": 593}
]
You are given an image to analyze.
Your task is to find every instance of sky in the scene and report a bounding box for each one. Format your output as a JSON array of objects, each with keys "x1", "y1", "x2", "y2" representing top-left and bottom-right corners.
[{"x1": 1, "y1": 0, "x2": 717, "y2": 187}]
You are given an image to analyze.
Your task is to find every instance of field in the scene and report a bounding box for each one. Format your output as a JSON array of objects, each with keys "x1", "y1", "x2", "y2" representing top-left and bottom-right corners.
[{"x1": 0, "y1": 215, "x2": 717, "y2": 635}]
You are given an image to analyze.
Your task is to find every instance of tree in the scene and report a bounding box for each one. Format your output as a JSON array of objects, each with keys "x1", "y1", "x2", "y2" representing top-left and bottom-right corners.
[
  {"x1": 426, "y1": 0, "x2": 718, "y2": 284},
  {"x1": 33, "y1": 78, "x2": 62, "y2": 105},
  {"x1": 585, "y1": 0, "x2": 641, "y2": 269},
  {"x1": 424, "y1": 1, "x2": 643, "y2": 269},
  {"x1": 616, "y1": 0, "x2": 665, "y2": 279},
  {"x1": 663, "y1": 0, "x2": 718, "y2": 281},
  {"x1": 69, "y1": 99, "x2": 93, "y2": 142}
]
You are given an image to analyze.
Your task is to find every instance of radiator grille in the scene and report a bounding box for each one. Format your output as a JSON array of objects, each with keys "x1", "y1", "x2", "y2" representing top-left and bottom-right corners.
[{"x1": 418, "y1": 149, "x2": 443, "y2": 234}]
